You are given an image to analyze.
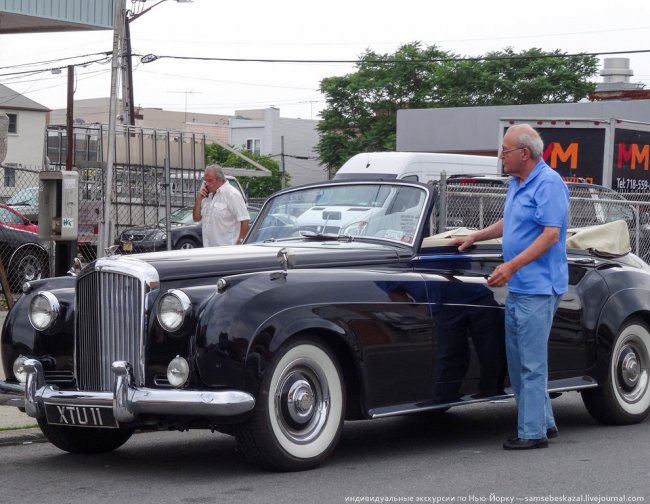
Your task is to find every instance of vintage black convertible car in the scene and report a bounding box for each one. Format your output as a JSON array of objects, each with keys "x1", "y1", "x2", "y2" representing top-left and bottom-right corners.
[{"x1": 1, "y1": 179, "x2": 650, "y2": 471}]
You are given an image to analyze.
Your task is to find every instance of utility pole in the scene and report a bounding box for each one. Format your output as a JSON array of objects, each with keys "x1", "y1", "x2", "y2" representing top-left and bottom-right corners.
[
  {"x1": 121, "y1": 17, "x2": 136, "y2": 125},
  {"x1": 280, "y1": 136, "x2": 286, "y2": 189},
  {"x1": 100, "y1": 0, "x2": 126, "y2": 257}
]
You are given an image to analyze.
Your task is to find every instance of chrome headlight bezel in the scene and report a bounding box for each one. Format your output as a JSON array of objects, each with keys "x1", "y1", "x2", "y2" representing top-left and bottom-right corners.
[
  {"x1": 156, "y1": 289, "x2": 192, "y2": 332},
  {"x1": 28, "y1": 291, "x2": 60, "y2": 331}
]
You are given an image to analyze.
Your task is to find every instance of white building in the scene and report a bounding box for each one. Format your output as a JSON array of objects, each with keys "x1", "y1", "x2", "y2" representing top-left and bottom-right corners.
[
  {"x1": 0, "y1": 83, "x2": 50, "y2": 200},
  {"x1": 230, "y1": 108, "x2": 325, "y2": 186}
]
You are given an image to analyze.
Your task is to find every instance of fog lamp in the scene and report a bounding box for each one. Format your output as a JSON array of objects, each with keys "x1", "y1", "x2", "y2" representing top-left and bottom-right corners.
[
  {"x1": 157, "y1": 289, "x2": 191, "y2": 332},
  {"x1": 13, "y1": 356, "x2": 29, "y2": 383},
  {"x1": 167, "y1": 356, "x2": 190, "y2": 388},
  {"x1": 28, "y1": 292, "x2": 60, "y2": 331}
]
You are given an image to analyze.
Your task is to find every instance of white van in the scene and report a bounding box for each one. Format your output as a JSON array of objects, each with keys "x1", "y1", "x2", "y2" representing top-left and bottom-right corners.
[{"x1": 333, "y1": 152, "x2": 499, "y2": 183}]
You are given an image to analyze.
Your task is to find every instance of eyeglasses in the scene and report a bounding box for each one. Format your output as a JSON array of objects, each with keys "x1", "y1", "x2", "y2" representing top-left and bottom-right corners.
[{"x1": 499, "y1": 146, "x2": 526, "y2": 157}]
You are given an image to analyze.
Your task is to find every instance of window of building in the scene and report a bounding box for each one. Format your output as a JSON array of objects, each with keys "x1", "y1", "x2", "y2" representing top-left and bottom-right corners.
[
  {"x1": 7, "y1": 113, "x2": 17, "y2": 134},
  {"x1": 246, "y1": 138, "x2": 261, "y2": 156},
  {"x1": 3, "y1": 165, "x2": 16, "y2": 187}
]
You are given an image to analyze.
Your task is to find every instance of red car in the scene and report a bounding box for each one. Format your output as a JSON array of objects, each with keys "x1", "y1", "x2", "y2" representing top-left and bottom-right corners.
[{"x1": 0, "y1": 204, "x2": 38, "y2": 233}]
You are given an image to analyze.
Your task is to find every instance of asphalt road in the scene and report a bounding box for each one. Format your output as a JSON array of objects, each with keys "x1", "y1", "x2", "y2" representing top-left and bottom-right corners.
[{"x1": 1, "y1": 393, "x2": 648, "y2": 504}]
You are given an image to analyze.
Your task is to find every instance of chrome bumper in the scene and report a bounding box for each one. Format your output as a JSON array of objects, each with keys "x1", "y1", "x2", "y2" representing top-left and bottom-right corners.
[{"x1": 0, "y1": 359, "x2": 255, "y2": 423}]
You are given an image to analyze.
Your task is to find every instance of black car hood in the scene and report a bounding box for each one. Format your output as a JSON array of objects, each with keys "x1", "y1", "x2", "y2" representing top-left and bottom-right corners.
[{"x1": 96, "y1": 241, "x2": 408, "y2": 282}]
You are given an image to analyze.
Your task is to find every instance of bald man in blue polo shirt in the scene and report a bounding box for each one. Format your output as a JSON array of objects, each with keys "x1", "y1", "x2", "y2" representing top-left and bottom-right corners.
[{"x1": 454, "y1": 124, "x2": 569, "y2": 450}]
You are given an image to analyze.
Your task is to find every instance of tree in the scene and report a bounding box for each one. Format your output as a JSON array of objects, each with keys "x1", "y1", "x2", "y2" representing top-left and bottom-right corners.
[
  {"x1": 205, "y1": 143, "x2": 288, "y2": 198},
  {"x1": 317, "y1": 43, "x2": 599, "y2": 171}
]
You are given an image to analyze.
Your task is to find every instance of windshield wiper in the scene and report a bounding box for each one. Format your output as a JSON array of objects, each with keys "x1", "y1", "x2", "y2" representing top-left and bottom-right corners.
[{"x1": 300, "y1": 231, "x2": 353, "y2": 242}]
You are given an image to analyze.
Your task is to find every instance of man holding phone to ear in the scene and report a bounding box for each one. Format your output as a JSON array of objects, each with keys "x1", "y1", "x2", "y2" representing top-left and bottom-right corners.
[{"x1": 193, "y1": 165, "x2": 250, "y2": 247}]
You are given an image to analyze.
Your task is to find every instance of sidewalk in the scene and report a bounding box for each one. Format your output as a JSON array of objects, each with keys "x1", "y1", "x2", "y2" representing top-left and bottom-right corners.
[{"x1": 0, "y1": 309, "x2": 45, "y2": 445}]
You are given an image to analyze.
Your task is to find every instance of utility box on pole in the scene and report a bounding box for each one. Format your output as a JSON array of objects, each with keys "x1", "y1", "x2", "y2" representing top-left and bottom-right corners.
[{"x1": 39, "y1": 170, "x2": 79, "y2": 241}]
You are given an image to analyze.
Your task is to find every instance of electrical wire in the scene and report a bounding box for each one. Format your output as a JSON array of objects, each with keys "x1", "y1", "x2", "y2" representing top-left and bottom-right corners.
[{"x1": 139, "y1": 48, "x2": 650, "y2": 65}]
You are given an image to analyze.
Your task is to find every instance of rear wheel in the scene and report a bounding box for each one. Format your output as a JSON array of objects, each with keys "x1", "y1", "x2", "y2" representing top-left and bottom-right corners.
[
  {"x1": 582, "y1": 318, "x2": 650, "y2": 424},
  {"x1": 235, "y1": 338, "x2": 345, "y2": 471},
  {"x1": 37, "y1": 418, "x2": 133, "y2": 454}
]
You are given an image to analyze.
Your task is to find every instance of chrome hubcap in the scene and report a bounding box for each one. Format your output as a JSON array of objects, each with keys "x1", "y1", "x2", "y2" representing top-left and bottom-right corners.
[
  {"x1": 274, "y1": 359, "x2": 330, "y2": 444},
  {"x1": 286, "y1": 379, "x2": 315, "y2": 423},
  {"x1": 620, "y1": 349, "x2": 640, "y2": 388},
  {"x1": 616, "y1": 341, "x2": 649, "y2": 403}
]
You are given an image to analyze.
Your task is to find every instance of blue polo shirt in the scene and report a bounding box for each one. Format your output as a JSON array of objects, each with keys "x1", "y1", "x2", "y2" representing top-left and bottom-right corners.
[{"x1": 502, "y1": 160, "x2": 569, "y2": 295}]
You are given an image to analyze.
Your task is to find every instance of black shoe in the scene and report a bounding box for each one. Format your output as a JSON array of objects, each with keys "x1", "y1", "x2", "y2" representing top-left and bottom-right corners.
[
  {"x1": 503, "y1": 437, "x2": 548, "y2": 450},
  {"x1": 507, "y1": 427, "x2": 558, "y2": 443}
]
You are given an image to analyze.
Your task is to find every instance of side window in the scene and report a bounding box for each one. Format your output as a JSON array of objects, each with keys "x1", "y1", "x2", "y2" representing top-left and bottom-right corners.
[
  {"x1": 3, "y1": 165, "x2": 15, "y2": 187},
  {"x1": 402, "y1": 175, "x2": 419, "y2": 182},
  {"x1": 7, "y1": 113, "x2": 17, "y2": 134},
  {"x1": 245, "y1": 139, "x2": 261, "y2": 156}
]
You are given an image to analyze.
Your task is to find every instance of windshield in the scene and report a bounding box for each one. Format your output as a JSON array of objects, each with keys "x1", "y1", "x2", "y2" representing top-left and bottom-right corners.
[
  {"x1": 7, "y1": 187, "x2": 38, "y2": 206},
  {"x1": 248, "y1": 182, "x2": 428, "y2": 245},
  {"x1": 160, "y1": 207, "x2": 194, "y2": 226}
]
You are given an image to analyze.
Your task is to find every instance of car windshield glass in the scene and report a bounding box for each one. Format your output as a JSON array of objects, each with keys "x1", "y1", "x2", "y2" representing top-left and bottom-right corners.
[
  {"x1": 7, "y1": 187, "x2": 37, "y2": 205},
  {"x1": 248, "y1": 182, "x2": 428, "y2": 245},
  {"x1": 160, "y1": 207, "x2": 194, "y2": 226}
]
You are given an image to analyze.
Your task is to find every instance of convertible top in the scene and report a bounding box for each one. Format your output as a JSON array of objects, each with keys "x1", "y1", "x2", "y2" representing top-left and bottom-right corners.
[{"x1": 422, "y1": 219, "x2": 631, "y2": 258}]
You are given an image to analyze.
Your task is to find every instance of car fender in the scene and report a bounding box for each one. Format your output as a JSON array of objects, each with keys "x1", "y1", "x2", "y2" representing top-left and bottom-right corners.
[
  {"x1": 193, "y1": 267, "x2": 427, "y2": 392},
  {"x1": 594, "y1": 287, "x2": 650, "y2": 384},
  {"x1": 0, "y1": 277, "x2": 75, "y2": 379}
]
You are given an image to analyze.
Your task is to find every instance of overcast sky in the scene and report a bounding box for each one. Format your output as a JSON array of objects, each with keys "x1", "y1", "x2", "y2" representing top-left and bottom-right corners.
[{"x1": 1, "y1": 0, "x2": 649, "y2": 120}]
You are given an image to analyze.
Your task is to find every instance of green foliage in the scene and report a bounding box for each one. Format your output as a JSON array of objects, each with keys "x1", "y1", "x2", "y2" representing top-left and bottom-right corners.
[
  {"x1": 317, "y1": 43, "x2": 599, "y2": 170},
  {"x1": 205, "y1": 143, "x2": 288, "y2": 198}
]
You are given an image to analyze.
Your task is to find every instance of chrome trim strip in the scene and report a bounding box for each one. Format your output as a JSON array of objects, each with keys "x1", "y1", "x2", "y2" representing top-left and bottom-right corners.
[
  {"x1": 370, "y1": 382, "x2": 599, "y2": 419},
  {"x1": 93, "y1": 256, "x2": 160, "y2": 288},
  {"x1": 18, "y1": 359, "x2": 255, "y2": 421}
]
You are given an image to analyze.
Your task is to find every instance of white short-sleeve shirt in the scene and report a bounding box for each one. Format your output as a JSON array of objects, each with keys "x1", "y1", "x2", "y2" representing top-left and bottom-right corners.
[{"x1": 200, "y1": 181, "x2": 249, "y2": 247}]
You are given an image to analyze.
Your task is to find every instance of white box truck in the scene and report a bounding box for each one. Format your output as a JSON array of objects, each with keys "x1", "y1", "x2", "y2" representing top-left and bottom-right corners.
[
  {"x1": 333, "y1": 152, "x2": 499, "y2": 183},
  {"x1": 499, "y1": 118, "x2": 650, "y2": 194}
]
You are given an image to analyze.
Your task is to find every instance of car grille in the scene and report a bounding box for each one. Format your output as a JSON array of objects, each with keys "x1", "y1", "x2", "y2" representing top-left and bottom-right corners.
[
  {"x1": 75, "y1": 258, "x2": 159, "y2": 391},
  {"x1": 44, "y1": 370, "x2": 75, "y2": 386}
]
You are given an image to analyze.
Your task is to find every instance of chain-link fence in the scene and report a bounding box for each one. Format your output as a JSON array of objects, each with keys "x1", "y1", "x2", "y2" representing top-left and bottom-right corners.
[
  {"x1": 0, "y1": 164, "x2": 51, "y2": 307},
  {"x1": 438, "y1": 179, "x2": 650, "y2": 261},
  {"x1": 4, "y1": 156, "x2": 650, "y2": 307},
  {"x1": 0, "y1": 125, "x2": 207, "y2": 306}
]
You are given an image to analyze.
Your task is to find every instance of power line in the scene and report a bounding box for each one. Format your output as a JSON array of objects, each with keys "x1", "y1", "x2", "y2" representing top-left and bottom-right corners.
[{"x1": 139, "y1": 48, "x2": 650, "y2": 65}]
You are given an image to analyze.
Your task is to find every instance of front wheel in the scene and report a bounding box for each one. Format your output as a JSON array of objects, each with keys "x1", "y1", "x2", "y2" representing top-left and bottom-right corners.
[
  {"x1": 37, "y1": 418, "x2": 133, "y2": 454},
  {"x1": 582, "y1": 318, "x2": 650, "y2": 425},
  {"x1": 9, "y1": 248, "x2": 48, "y2": 292},
  {"x1": 173, "y1": 237, "x2": 199, "y2": 250},
  {"x1": 235, "y1": 338, "x2": 345, "y2": 471}
]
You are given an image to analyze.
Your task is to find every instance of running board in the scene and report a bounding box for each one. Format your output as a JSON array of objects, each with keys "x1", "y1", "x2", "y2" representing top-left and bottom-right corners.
[{"x1": 369, "y1": 376, "x2": 598, "y2": 419}]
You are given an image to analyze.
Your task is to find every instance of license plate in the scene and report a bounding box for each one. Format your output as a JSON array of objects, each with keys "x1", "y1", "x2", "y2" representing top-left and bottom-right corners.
[
  {"x1": 45, "y1": 403, "x2": 118, "y2": 428},
  {"x1": 123, "y1": 242, "x2": 133, "y2": 252}
]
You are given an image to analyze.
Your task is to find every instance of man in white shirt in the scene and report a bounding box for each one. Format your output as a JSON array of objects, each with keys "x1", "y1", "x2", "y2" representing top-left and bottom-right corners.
[{"x1": 192, "y1": 165, "x2": 249, "y2": 246}]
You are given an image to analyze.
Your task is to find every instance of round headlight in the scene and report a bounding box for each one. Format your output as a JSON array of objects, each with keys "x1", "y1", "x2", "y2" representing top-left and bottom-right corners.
[
  {"x1": 13, "y1": 356, "x2": 28, "y2": 384},
  {"x1": 167, "y1": 356, "x2": 190, "y2": 388},
  {"x1": 28, "y1": 292, "x2": 60, "y2": 331},
  {"x1": 157, "y1": 289, "x2": 191, "y2": 332}
]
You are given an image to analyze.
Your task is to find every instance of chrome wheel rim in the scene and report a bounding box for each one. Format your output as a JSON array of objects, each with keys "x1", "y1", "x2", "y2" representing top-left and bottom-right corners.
[
  {"x1": 615, "y1": 336, "x2": 650, "y2": 404},
  {"x1": 274, "y1": 358, "x2": 330, "y2": 444}
]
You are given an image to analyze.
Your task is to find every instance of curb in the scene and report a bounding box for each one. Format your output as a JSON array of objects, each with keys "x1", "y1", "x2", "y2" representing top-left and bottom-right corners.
[{"x1": 0, "y1": 427, "x2": 46, "y2": 447}]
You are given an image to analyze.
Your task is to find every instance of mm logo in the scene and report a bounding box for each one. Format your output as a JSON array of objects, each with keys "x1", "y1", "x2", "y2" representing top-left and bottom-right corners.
[
  {"x1": 543, "y1": 142, "x2": 578, "y2": 169},
  {"x1": 617, "y1": 143, "x2": 650, "y2": 170}
]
